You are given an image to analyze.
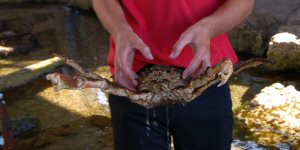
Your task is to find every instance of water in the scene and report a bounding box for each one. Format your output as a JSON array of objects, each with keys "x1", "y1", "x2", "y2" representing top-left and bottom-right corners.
[{"x1": 153, "y1": 108, "x2": 158, "y2": 126}]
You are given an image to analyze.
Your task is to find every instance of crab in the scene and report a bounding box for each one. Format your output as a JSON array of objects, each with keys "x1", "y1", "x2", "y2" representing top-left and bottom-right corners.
[{"x1": 46, "y1": 54, "x2": 270, "y2": 108}]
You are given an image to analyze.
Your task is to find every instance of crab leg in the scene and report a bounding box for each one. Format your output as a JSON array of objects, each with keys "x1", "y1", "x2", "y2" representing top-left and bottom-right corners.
[
  {"x1": 46, "y1": 72, "x2": 158, "y2": 108},
  {"x1": 185, "y1": 58, "x2": 233, "y2": 92},
  {"x1": 233, "y1": 58, "x2": 272, "y2": 75},
  {"x1": 174, "y1": 57, "x2": 270, "y2": 102},
  {"x1": 51, "y1": 53, "x2": 103, "y2": 80}
]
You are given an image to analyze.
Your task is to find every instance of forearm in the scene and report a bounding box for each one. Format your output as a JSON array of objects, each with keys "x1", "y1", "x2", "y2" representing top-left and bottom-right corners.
[
  {"x1": 92, "y1": 0, "x2": 133, "y2": 38},
  {"x1": 197, "y1": 0, "x2": 255, "y2": 39}
]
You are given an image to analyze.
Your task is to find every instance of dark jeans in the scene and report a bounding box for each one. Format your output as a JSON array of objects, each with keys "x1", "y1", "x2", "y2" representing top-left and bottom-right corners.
[{"x1": 109, "y1": 83, "x2": 233, "y2": 150}]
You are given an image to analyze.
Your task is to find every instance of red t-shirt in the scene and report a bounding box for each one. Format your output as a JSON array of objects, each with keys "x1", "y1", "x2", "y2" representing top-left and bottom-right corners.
[{"x1": 108, "y1": 0, "x2": 238, "y2": 74}]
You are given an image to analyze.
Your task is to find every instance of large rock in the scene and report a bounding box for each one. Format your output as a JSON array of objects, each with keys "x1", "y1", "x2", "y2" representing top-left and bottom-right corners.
[
  {"x1": 267, "y1": 26, "x2": 300, "y2": 70},
  {"x1": 248, "y1": 0, "x2": 300, "y2": 28},
  {"x1": 229, "y1": 23, "x2": 264, "y2": 56},
  {"x1": 237, "y1": 83, "x2": 300, "y2": 146},
  {"x1": 0, "y1": 0, "x2": 92, "y2": 10},
  {"x1": 287, "y1": 7, "x2": 300, "y2": 25}
]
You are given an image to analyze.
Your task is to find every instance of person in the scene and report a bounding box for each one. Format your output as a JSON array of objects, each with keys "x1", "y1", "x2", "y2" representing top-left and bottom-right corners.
[{"x1": 93, "y1": 0, "x2": 254, "y2": 149}]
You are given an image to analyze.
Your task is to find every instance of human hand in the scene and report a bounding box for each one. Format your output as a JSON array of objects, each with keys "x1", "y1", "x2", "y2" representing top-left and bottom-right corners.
[
  {"x1": 114, "y1": 31, "x2": 153, "y2": 91},
  {"x1": 170, "y1": 23, "x2": 212, "y2": 80}
]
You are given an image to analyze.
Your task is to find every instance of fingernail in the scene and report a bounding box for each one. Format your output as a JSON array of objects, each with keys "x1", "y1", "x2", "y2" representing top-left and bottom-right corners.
[
  {"x1": 145, "y1": 47, "x2": 154, "y2": 60},
  {"x1": 148, "y1": 54, "x2": 154, "y2": 60},
  {"x1": 170, "y1": 52, "x2": 175, "y2": 59}
]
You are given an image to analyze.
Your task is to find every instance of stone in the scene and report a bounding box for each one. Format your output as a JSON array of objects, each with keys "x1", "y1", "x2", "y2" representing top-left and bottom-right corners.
[
  {"x1": 88, "y1": 115, "x2": 111, "y2": 128},
  {"x1": 287, "y1": 7, "x2": 300, "y2": 25},
  {"x1": 0, "y1": 56, "x2": 64, "y2": 91},
  {"x1": 236, "y1": 83, "x2": 300, "y2": 146},
  {"x1": 14, "y1": 137, "x2": 37, "y2": 150},
  {"x1": 267, "y1": 26, "x2": 300, "y2": 70},
  {"x1": 0, "y1": 20, "x2": 4, "y2": 31},
  {"x1": 250, "y1": 0, "x2": 300, "y2": 25},
  {"x1": 0, "y1": 0, "x2": 93, "y2": 10},
  {"x1": 229, "y1": 23, "x2": 264, "y2": 56}
]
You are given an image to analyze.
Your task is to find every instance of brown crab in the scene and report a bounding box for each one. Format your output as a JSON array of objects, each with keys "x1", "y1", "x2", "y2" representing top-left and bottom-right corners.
[{"x1": 46, "y1": 54, "x2": 270, "y2": 108}]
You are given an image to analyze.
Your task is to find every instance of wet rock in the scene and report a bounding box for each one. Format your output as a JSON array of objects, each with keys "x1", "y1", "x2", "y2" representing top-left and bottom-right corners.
[
  {"x1": 0, "y1": 0, "x2": 93, "y2": 10},
  {"x1": 287, "y1": 7, "x2": 300, "y2": 25},
  {"x1": 6, "y1": 18, "x2": 33, "y2": 34},
  {"x1": 14, "y1": 137, "x2": 37, "y2": 150},
  {"x1": 12, "y1": 118, "x2": 39, "y2": 137},
  {"x1": 231, "y1": 139, "x2": 265, "y2": 150},
  {"x1": 236, "y1": 83, "x2": 300, "y2": 146},
  {"x1": 250, "y1": 0, "x2": 300, "y2": 25},
  {"x1": 0, "y1": 20, "x2": 4, "y2": 31},
  {"x1": 0, "y1": 118, "x2": 39, "y2": 138},
  {"x1": 33, "y1": 135, "x2": 57, "y2": 148},
  {"x1": 88, "y1": 115, "x2": 111, "y2": 128},
  {"x1": 0, "y1": 56, "x2": 64, "y2": 91},
  {"x1": 0, "y1": 45, "x2": 14, "y2": 57},
  {"x1": 229, "y1": 23, "x2": 264, "y2": 56},
  {"x1": 267, "y1": 26, "x2": 300, "y2": 70},
  {"x1": 231, "y1": 139, "x2": 291, "y2": 150},
  {"x1": 0, "y1": 30, "x2": 17, "y2": 39}
]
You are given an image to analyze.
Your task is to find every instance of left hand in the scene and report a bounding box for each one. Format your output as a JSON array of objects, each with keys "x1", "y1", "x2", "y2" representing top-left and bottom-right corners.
[{"x1": 170, "y1": 23, "x2": 212, "y2": 80}]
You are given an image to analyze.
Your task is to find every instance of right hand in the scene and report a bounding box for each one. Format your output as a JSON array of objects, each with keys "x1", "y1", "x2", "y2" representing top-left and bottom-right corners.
[{"x1": 114, "y1": 31, "x2": 154, "y2": 91}]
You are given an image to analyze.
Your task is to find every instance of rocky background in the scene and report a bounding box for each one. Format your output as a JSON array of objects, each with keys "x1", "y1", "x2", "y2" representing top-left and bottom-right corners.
[
  {"x1": 0, "y1": 0, "x2": 300, "y2": 149},
  {"x1": 0, "y1": 0, "x2": 299, "y2": 71},
  {"x1": 230, "y1": 0, "x2": 300, "y2": 71}
]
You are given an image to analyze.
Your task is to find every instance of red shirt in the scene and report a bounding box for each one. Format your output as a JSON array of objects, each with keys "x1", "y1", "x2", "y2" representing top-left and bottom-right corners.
[{"x1": 108, "y1": 0, "x2": 238, "y2": 74}]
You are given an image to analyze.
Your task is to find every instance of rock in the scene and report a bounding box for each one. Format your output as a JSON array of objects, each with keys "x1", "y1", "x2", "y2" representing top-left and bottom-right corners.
[
  {"x1": 231, "y1": 139, "x2": 281, "y2": 150},
  {"x1": 14, "y1": 137, "x2": 37, "y2": 150},
  {"x1": 0, "y1": 20, "x2": 4, "y2": 31},
  {"x1": 236, "y1": 83, "x2": 300, "y2": 146},
  {"x1": 0, "y1": 0, "x2": 93, "y2": 10},
  {"x1": 267, "y1": 26, "x2": 300, "y2": 70},
  {"x1": 0, "y1": 56, "x2": 64, "y2": 91},
  {"x1": 33, "y1": 135, "x2": 57, "y2": 148},
  {"x1": 89, "y1": 115, "x2": 111, "y2": 128},
  {"x1": 287, "y1": 8, "x2": 300, "y2": 25},
  {"x1": 229, "y1": 23, "x2": 264, "y2": 56},
  {"x1": 250, "y1": 0, "x2": 300, "y2": 25},
  {"x1": 12, "y1": 118, "x2": 39, "y2": 137},
  {"x1": 0, "y1": 118, "x2": 39, "y2": 138},
  {"x1": 0, "y1": 45, "x2": 14, "y2": 57}
]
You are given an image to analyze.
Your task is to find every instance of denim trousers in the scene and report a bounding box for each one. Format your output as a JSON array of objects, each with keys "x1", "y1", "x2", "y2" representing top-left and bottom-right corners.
[{"x1": 109, "y1": 83, "x2": 233, "y2": 150}]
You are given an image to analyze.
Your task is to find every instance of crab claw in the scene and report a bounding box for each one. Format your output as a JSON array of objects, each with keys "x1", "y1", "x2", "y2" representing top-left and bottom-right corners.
[{"x1": 217, "y1": 59, "x2": 233, "y2": 87}]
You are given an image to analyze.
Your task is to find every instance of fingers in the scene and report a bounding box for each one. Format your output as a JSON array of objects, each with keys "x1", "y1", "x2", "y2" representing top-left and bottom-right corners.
[
  {"x1": 114, "y1": 33, "x2": 152, "y2": 91},
  {"x1": 136, "y1": 44, "x2": 154, "y2": 60},
  {"x1": 114, "y1": 67, "x2": 137, "y2": 91},
  {"x1": 119, "y1": 51, "x2": 138, "y2": 80},
  {"x1": 191, "y1": 59, "x2": 211, "y2": 80},
  {"x1": 170, "y1": 34, "x2": 192, "y2": 59},
  {"x1": 182, "y1": 45, "x2": 210, "y2": 79}
]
